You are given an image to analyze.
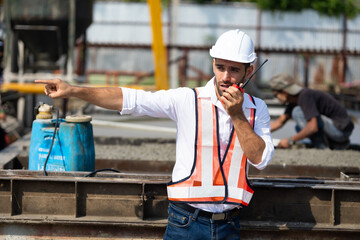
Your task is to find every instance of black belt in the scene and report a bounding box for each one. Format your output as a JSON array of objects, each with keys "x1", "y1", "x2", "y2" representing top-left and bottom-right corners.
[{"x1": 172, "y1": 202, "x2": 241, "y2": 221}]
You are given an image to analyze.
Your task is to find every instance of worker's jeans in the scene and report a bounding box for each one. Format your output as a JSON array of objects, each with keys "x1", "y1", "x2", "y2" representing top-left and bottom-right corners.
[
  {"x1": 163, "y1": 203, "x2": 241, "y2": 240},
  {"x1": 292, "y1": 106, "x2": 351, "y2": 149}
]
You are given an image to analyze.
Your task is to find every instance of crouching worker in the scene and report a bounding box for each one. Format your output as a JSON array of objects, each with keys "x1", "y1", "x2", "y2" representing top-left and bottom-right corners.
[
  {"x1": 35, "y1": 29, "x2": 274, "y2": 240},
  {"x1": 269, "y1": 73, "x2": 354, "y2": 149}
]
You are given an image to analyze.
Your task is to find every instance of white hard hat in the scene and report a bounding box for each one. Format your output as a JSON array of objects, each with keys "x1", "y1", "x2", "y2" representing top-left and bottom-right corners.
[{"x1": 209, "y1": 29, "x2": 257, "y2": 64}]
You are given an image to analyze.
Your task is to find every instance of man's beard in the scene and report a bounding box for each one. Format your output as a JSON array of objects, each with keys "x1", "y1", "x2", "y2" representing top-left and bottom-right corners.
[{"x1": 214, "y1": 74, "x2": 246, "y2": 97}]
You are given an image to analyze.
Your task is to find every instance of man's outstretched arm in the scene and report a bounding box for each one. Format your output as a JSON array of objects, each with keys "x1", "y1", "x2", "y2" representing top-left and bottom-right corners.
[{"x1": 35, "y1": 79, "x2": 123, "y2": 111}]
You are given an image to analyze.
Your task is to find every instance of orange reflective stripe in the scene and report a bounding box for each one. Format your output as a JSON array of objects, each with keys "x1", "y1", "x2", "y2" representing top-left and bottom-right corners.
[
  {"x1": 168, "y1": 196, "x2": 225, "y2": 202},
  {"x1": 220, "y1": 134, "x2": 236, "y2": 183},
  {"x1": 248, "y1": 95, "x2": 255, "y2": 128},
  {"x1": 192, "y1": 91, "x2": 203, "y2": 186},
  {"x1": 226, "y1": 197, "x2": 249, "y2": 206},
  {"x1": 212, "y1": 104, "x2": 223, "y2": 186},
  {"x1": 237, "y1": 154, "x2": 253, "y2": 193},
  {"x1": 249, "y1": 111, "x2": 254, "y2": 128}
]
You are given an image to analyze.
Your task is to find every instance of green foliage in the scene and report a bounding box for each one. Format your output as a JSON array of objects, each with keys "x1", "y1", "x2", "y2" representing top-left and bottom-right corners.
[{"x1": 249, "y1": 0, "x2": 360, "y2": 18}]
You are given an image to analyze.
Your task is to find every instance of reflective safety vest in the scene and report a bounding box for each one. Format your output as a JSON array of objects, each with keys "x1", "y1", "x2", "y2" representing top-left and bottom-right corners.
[{"x1": 167, "y1": 87, "x2": 256, "y2": 206}]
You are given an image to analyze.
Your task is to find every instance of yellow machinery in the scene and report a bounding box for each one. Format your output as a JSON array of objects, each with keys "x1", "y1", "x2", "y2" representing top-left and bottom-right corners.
[{"x1": 1, "y1": 0, "x2": 169, "y2": 93}]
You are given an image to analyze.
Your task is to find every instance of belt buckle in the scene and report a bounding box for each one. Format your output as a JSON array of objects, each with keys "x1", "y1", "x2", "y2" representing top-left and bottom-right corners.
[{"x1": 211, "y1": 212, "x2": 226, "y2": 221}]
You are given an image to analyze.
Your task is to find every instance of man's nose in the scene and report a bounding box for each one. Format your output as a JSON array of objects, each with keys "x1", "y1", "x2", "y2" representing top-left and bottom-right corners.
[{"x1": 223, "y1": 70, "x2": 231, "y2": 81}]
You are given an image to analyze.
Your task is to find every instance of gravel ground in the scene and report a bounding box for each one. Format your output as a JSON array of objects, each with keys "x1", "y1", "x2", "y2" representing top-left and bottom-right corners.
[
  {"x1": 94, "y1": 137, "x2": 360, "y2": 168},
  {"x1": 271, "y1": 148, "x2": 360, "y2": 167},
  {"x1": 95, "y1": 139, "x2": 176, "y2": 162}
]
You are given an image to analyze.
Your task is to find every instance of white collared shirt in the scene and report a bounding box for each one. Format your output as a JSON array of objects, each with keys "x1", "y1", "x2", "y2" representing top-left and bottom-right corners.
[{"x1": 121, "y1": 78, "x2": 274, "y2": 212}]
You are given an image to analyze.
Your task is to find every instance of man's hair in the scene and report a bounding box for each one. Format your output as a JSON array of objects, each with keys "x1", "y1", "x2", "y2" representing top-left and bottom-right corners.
[{"x1": 244, "y1": 63, "x2": 250, "y2": 71}]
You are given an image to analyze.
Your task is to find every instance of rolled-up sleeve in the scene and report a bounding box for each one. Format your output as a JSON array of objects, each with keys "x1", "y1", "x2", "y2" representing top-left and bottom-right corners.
[
  {"x1": 249, "y1": 98, "x2": 274, "y2": 170},
  {"x1": 120, "y1": 87, "x2": 137, "y2": 115}
]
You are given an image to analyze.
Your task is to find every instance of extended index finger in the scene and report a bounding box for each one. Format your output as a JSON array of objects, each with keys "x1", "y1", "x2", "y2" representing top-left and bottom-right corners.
[
  {"x1": 34, "y1": 80, "x2": 51, "y2": 84},
  {"x1": 34, "y1": 79, "x2": 58, "y2": 84}
]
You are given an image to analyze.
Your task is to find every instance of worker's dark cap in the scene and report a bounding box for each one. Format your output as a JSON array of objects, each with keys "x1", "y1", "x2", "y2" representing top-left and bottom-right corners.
[{"x1": 269, "y1": 73, "x2": 303, "y2": 95}]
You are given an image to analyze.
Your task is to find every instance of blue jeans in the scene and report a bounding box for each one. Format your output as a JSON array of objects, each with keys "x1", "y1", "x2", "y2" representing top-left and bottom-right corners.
[
  {"x1": 292, "y1": 106, "x2": 351, "y2": 149},
  {"x1": 163, "y1": 203, "x2": 241, "y2": 240}
]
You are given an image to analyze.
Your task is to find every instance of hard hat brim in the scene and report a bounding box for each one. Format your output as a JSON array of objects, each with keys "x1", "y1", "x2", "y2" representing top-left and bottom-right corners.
[{"x1": 209, "y1": 48, "x2": 257, "y2": 64}]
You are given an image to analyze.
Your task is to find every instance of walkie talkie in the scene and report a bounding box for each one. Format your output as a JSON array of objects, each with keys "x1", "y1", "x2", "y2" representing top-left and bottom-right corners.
[{"x1": 233, "y1": 59, "x2": 268, "y2": 93}]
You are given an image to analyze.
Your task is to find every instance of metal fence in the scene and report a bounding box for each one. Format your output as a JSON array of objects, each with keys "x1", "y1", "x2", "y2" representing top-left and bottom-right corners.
[{"x1": 83, "y1": 1, "x2": 360, "y2": 93}]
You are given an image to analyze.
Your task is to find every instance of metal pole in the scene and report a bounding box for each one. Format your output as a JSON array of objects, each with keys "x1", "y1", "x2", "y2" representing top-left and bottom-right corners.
[
  {"x1": 3, "y1": 0, "x2": 11, "y2": 83},
  {"x1": 256, "y1": 9, "x2": 262, "y2": 51},
  {"x1": 340, "y1": 14, "x2": 347, "y2": 84},
  {"x1": 304, "y1": 53, "x2": 310, "y2": 88},
  {"x1": 255, "y1": 8, "x2": 262, "y2": 84},
  {"x1": 169, "y1": 0, "x2": 179, "y2": 89},
  {"x1": 67, "y1": 0, "x2": 76, "y2": 82},
  {"x1": 147, "y1": 0, "x2": 169, "y2": 90}
]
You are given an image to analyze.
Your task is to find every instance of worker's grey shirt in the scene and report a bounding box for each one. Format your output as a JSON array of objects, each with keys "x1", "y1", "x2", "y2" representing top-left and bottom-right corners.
[{"x1": 286, "y1": 88, "x2": 353, "y2": 132}]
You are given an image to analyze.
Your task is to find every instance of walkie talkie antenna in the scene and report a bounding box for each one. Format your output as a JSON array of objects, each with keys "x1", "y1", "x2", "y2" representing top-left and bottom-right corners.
[{"x1": 239, "y1": 59, "x2": 268, "y2": 89}]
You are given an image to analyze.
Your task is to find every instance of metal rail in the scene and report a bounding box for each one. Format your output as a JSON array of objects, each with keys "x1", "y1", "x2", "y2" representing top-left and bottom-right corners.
[{"x1": 0, "y1": 170, "x2": 359, "y2": 239}]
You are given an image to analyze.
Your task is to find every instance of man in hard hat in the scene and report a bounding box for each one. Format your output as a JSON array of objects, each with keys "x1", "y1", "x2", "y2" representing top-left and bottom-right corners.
[
  {"x1": 269, "y1": 73, "x2": 354, "y2": 149},
  {"x1": 36, "y1": 29, "x2": 274, "y2": 239}
]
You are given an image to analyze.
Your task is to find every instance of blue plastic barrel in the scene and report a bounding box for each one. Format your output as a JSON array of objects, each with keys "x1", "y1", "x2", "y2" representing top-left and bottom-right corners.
[{"x1": 29, "y1": 115, "x2": 95, "y2": 172}]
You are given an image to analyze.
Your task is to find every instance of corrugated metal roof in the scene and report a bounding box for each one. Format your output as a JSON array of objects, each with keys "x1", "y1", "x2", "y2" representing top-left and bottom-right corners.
[{"x1": 87, "y1": 2, "x2": 360, "y2": 51}]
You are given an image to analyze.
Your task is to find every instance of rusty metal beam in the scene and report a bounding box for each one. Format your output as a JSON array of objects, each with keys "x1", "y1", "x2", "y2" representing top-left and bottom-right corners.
[
  {"x1": 0, "y1": 221, "x2": 359, "y2": 240},
  {"x1": 0, "y1": 170, "x2": 358, "y2": 239}
]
